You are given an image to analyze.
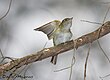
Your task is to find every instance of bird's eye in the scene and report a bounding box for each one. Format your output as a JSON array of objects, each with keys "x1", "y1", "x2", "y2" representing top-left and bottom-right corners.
[{"x1": 63, "y1": 18, "x2": 70, "y2": 22}]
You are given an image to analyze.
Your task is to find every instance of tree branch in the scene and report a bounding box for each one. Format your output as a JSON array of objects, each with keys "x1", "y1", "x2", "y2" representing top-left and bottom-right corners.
[{"x1": 0, "y1": 21, "x2": 110, "y2": 76}]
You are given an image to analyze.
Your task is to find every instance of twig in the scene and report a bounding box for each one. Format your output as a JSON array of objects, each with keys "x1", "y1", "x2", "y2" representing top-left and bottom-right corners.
[
  {"x1": 0, "y1": 49, "x2": 4, "y2": 58},
  {"x1": 54, "y1": 41, "x2": 76, "y2": 73},
  {"x1": 81, "y1": 6, "x2": 110, "y2": 63},
  {"x1": 54, "y1": 55, "x2": 75, "y2": 72},
  {"x1": 43, "y1": 41, "x2": 48, "y2": 49},
  {"x1": 7, "y1": 68, "x2": 18, "y2": 80},
  {"x1": 12, "y1": 65, "x2": 29, "y2": 80},
  {"x1": 80, "y1": 20, "x2": 102, "y2": 25},
  {"x1": 100, "y1": 73, "x2": 110, "y2": 79},
  {"x1": 23, "y1": 65, "x2": 31, "y2": 80},
  {"x1": 97, "y1": 5, "x2": 110, "y2": 63},
  {"x1": 84, "y1": 43, "x2": 91, "y2": 80},
  {"x1": 0, "y1": 49, "x2": 15, "y2": 64},
  {"x1": 0, "y1": 0, "x2": 13, "y2": 20},
  {"x1": 97, "y1": 40, "x2": 110, "y2": 63},
  {"x1": 69, "y1": 40, "x2": 77, "y2": 80}
]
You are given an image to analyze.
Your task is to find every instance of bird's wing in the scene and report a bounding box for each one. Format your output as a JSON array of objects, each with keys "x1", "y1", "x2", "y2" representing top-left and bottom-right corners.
[{"x1": 34, "y1": 20, "x2": 61, "y2": 40}]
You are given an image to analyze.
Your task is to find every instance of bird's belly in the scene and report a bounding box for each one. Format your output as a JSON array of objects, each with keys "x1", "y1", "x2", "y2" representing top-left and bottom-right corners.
[{"x1": 53, "y1": 32, "x2": 72, "y2": 45}]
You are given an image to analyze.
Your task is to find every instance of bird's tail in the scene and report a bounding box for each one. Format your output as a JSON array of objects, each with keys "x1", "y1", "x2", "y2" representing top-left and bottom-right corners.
[{"x1": 50, "y1": 55, "x2": 58, "y2": 65}]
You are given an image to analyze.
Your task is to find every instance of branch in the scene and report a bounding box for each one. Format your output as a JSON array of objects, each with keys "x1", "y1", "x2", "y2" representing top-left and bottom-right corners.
[{"x1": 0, "y1": 21, "x2": 110, "y2": 76}]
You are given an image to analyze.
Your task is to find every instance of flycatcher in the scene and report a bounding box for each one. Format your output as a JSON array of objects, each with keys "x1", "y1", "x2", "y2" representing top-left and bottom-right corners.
[{"x1": 34, "y1": 17, "x2": 73, "y2": 65}]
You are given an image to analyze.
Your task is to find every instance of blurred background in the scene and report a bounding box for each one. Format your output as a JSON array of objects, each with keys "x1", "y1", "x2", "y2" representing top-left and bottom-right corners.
[{"x1": 0, "y1": 0, "x2": 110, "y2": 80}]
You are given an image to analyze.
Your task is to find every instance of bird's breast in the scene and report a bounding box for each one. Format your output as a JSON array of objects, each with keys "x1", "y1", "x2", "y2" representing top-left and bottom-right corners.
[{"x1": 53, "y1": 31, "x2": 72, "y2": 45}]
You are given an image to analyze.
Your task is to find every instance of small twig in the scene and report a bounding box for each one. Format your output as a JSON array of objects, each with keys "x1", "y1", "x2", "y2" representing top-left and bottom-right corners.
[
  {"x1": 0, "y1": 0, "x2": 13, "y2": 20},
  {"x1": 102, "y1": 6, "x2": 110, "y2": 24},
  {"x1": 84, "y1": 43, "x2": 91, "y2": 80},
  {"x1": 97, "y1": 5, "x2": 110, "y2": 63},
  {"x1": 81, "y1": 5, "x2": 110, "y2": 64},
  {"x1": 0, "y1": 57, "x2": 15, "y2": 63},
  {"x1": 43, "y1": 41, "x2": 48, "y2": 49},
  {"x1": 0, "y1": 49, "x2": 4, "y2": 58},
  {"x1": 100, "y1": 73, "x2": 110, "y2": 79},
  {"x1": 7, "y1": 68, "x2": 18, "y2": 80},
  {"x1": 69, "y1": 40, "x2": 77, "y2": 80},
  {"x1": 5, "y1": 65, "x2": 29, "y2": 80},
  {"x1": 12, "y1": 65, "x2": 29, "y2": 80},
  {"x1": 80, "y1": 20, "x2": 102, "y2": 25},
  {"x1": 54, "y1": 41, "x2": 76, "y2": 73},
  {"x1": 0, "y1": 49, "x2": 15, "y2": 64},
  {"x1": 54, "y1": 61, "x2": 75, "y2": 72},
  {"x1": 69, "y1": 49, "x2": 75, "y2": 80},
  {"x1": 97, "y1": 40, "x2": 110, "y2": 63},
  {"x1": 99, "y1": 76, "x2": 104, "y2": 80},
  {"x1": 23, "y1": 64, "x2": 32, "y2": 80}
]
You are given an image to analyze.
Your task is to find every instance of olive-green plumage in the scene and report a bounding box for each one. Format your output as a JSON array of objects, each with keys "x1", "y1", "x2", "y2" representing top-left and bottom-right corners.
[{"x1": 34, "y1": 17, "x2": 73, "y2": 65}]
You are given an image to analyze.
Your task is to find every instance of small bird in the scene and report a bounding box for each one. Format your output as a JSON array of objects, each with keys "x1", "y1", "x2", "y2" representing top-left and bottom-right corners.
[{"x1": 34, "y1": 17, "x2": 73, "y2": 65}]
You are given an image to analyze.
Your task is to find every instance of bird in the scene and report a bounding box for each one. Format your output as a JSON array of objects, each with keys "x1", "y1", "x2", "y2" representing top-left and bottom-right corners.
[{"x1": 34, "y1": 17, "x2": 73, "y2": 65}]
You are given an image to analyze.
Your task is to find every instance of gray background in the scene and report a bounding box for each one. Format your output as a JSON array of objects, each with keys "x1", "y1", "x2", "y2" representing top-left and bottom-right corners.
[{"x1": 0, "y1": 0, "x2": 110, "y2": 80}]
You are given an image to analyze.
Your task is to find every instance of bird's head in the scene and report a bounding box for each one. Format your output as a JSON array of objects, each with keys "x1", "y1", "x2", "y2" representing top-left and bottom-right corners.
[{"x1": 60, "y1": 17, "x2": 73, "y2": 30}]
